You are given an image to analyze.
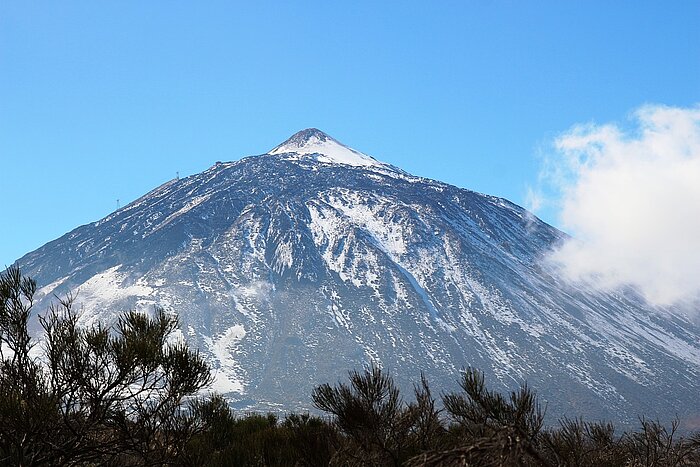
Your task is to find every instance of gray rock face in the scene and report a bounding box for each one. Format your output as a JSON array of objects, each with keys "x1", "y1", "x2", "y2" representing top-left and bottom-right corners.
[{"x1": 15, "y1": 129, "x2": 700, "y2": 425}]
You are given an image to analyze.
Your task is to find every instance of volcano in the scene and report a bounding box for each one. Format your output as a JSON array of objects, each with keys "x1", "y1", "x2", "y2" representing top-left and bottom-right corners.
[{"x1": 14, "y1": 128, "x2": 700, "y2": 425}]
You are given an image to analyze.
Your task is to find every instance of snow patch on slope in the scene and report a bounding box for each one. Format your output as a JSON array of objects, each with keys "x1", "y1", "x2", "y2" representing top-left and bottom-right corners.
[
  {"x1": 307, "y1": 201, "x2": 383, "y2": 290},
  {"x1": 71, "y1": 265, "x2": 156, "y2": 327},
  {"x1": 35, "y1": 276, "x2": 70, "y2": 301},
  {"x1": 326, "y1": 190, "x2": 409, "y2": 257},
  {"x1": 204, "y1": 324, "x2": 247, "y2": 394}
]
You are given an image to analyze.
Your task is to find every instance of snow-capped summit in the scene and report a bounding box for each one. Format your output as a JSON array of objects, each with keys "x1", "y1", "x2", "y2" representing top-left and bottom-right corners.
[{"x1": 269, "y1": 128, "x2": 385, "y2": 169}]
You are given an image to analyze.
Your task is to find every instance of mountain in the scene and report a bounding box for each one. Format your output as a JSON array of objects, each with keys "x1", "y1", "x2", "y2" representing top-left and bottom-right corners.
[{"x1": 14, "y1": 128, "x2": 700, "y2": 425}]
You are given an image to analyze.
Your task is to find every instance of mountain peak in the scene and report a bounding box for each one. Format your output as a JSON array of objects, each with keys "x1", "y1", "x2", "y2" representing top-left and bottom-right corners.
[
  {"x1": 272, "y1": 128, "x2": 333, "y2": 150},
  {"x1": 268, "y1": 128, "x2": 384, "y2": 168}
]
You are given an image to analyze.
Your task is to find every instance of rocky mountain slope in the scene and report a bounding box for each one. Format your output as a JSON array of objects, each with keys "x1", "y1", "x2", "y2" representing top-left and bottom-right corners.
[{"x1": 15, "y1": 129, "x2": 700, "y2": 425}]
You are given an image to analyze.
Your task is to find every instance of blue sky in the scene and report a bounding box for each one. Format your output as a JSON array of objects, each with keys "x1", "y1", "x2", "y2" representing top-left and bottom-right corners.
[{"x1": 1, "y1": 1, "x2": 699, "y2": 268}]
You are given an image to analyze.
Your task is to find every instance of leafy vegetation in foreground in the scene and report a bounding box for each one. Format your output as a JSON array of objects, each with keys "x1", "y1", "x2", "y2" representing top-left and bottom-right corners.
[{"x1": 1, "y1": 266, "x2": 698, "y2": 466}]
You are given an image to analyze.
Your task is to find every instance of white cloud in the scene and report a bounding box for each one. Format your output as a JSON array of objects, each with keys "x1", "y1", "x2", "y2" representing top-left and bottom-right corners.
[
  {"x1": 539, "y1": 104, "x2": 700, "y2": 306},
  {"x1": 524, "y1": 186, "x2": 543, "y2": 213}
]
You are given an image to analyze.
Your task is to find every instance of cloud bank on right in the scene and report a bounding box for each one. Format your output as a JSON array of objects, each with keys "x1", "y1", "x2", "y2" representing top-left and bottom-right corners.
[{"x1": 538, "y1": 104, "x2": 700, "y2": 307}]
